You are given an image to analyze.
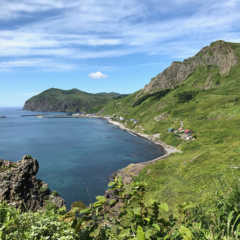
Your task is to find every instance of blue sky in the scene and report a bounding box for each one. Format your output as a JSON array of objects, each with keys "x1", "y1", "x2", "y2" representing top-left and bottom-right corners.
[{"x1": 0, "y1": 0, "x2": 239, "y2": 106}]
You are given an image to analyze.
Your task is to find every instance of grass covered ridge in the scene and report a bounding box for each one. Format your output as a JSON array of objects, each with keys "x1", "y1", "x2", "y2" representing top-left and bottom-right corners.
[{"x1": 101, "y1": 41, "x2": 240, "y2": 208}]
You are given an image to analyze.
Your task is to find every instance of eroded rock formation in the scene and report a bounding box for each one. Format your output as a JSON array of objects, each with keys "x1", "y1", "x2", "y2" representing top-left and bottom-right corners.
[
  {"x1": 143, "y1": 40, "x2": 238, "y2": 93},
  {"x1": 0, "y1": 155, "x2": 65, "y2": 211}
]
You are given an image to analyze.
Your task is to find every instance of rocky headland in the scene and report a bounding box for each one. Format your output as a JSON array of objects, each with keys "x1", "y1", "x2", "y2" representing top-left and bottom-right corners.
[{"x1": 0, "y1": 155, "x2": 65, "y2": 211}]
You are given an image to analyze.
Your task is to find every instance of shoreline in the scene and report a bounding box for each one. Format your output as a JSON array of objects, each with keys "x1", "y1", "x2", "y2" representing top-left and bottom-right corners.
[
  {"x1": 22, "y1": 110, "x2": 181, "y2": 184},
  {"x1": 105, "y1": 118, "x2": 180, "y2": 156},
  {"x1": 103, "y1": 117, "x2": 181, "y2": 184}
]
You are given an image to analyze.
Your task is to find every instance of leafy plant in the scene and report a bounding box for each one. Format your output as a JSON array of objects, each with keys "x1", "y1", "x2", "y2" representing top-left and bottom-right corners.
[{"x1": 0, "y1": 202, "x2": 79, "y2": 240}]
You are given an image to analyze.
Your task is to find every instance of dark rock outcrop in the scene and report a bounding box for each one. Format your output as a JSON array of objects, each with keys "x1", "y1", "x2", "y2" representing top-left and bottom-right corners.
[
  {"x1": 0, "y1": 155, "x2": 65, "y2": 211},
  {"x1": 143, "y1": 40, "x2": 238, "y2": 94}
]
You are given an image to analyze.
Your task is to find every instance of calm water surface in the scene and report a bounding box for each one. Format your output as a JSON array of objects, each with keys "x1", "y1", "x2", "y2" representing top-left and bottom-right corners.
[{"x1": 0, "y1": 107, "x2": 164, "y2": 207}]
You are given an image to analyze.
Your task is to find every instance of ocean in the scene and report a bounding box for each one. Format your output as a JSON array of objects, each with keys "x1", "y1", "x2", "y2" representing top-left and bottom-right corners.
[{"x1": 0, "y1": 107, "x2": 164, "y2": 207}]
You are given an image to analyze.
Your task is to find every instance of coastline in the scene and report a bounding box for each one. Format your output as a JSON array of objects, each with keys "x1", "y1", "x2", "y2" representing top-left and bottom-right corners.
[
  {"x1": 105, "y1": 118, "x2": 179, "y2": 156},
  {"x1": 22, "y1": 110, "x2": 181, "y2": 185},
  {"x1": 71, "y1": 114, "x2": 180, "y2": 160},
  {"x1": 103, "y1": 117, "x2": 181, "y2": 184}
]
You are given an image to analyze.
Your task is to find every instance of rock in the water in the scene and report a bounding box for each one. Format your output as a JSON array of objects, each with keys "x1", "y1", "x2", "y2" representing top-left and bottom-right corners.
[{"x1": 0, "y1": 155, "x2": 65, "y2": 211}]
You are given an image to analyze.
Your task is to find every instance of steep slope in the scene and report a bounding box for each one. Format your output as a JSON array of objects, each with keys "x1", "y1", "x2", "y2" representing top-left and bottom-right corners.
[
  {"x1": 100, "y1": 40, "x2": 240, "y2": 207},
  {"x1": 74, "y1": 39, "x2": 240, "y2": 238},
  {"x1": 143, "y1": 40, "x2": 238, "y2": 94},
  {"x1": 23, "y1": 88, "x2": 125, "y2": 113}
]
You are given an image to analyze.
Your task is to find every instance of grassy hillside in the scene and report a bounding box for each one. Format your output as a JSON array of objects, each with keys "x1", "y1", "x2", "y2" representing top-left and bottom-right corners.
[
  {"x1": 100, "y1": 41, "x2": 240, "y2": 208},
  {"x1": 23, "y1": 88, "x2": 126, "y2": 113},
  {"x1": 3, "y1": 186, "x2": 240, "y2": 239}
]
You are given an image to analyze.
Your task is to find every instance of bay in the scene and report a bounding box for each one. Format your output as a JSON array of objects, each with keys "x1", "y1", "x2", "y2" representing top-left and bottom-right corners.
[{"x1": 0, "y1": 107, "x2": 164, "y2": 207}]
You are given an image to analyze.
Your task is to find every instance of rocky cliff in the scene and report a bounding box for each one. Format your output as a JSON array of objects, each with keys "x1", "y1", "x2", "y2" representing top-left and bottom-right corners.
[
  {"x1": 0, "y1": 155, "x2": 65, "y2": 211},
  {"x1": 143, "y1": 40, "x2": 238, "y2": 94}
]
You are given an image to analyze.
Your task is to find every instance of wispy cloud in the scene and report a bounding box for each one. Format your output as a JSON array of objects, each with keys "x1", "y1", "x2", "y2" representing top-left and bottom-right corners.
[
  {"x1": 0, "y1": 59, "x2": 76, "y2": 72},
  {"x1": 0, "y1": 0, "x2": 239, "y2": 71},
  {"x1": 88, "y1": 72, "x2": 108, "y2": 79},
  {"x1": 0, "y1": 0, "x2": 76, "y2": 19}
]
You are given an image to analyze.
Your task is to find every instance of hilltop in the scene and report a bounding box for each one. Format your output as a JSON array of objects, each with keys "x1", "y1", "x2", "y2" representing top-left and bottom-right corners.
[
  {"x1": 142, "y1": 40, "x2": 238, "y2": 94},
  {"x1": 23, "y1": 88, "x2": 126, "y2": 113}
]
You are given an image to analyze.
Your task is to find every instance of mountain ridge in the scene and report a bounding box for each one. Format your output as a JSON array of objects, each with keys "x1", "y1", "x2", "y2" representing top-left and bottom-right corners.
[{"x1": 142, "y1": 40, "x2": 238, "y2": 94}]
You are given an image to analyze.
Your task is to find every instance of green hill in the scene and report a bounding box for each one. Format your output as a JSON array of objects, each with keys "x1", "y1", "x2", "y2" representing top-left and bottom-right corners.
[
  {"x1": 100, "y1": 40, "x2": 240, "y2": 205},
  {"x1": 67, "y1": 40, "x2": 240, "y2": 238},
  {"x1": 23, "y1": 88, "x2": 126, "y2": 113}
]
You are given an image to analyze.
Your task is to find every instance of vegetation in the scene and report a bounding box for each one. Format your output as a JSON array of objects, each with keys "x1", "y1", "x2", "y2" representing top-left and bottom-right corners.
[
  {"x1": 2, "y1": 180, "x2": 240, "y2": 239},
  {"x1": 100, "y1": 42, "x2": 240, "y2": 210},
  {"x1": 174, "y1": 90, "x2": 199, "y2": 103},
  {"x1": 132, "y1": 89, "x2": 170, "y2": 107},
  {"x1": 72, "y1": 178, "x2": 240, "y2": 239},
  {"x1": 23, "y1": 88, "x2": 127, "y2": 113},
  {"x1": 0, "y1": 203, "x2": 78, "y2": 240}
]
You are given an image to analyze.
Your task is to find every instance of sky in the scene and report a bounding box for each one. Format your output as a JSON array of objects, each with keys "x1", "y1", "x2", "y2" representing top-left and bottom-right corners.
[{"x1": 0, "y1": 0, "x2": 240, "y2": 106}]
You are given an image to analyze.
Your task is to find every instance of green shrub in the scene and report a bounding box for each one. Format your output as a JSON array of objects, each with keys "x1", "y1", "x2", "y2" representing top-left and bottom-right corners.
[
  {"x1": 0, "y1": 203, "x2": 79, "y2": 240},
  {"x1": 175, "y1": 90, "x2": 199, "y2": 103},
  {"x1": 73, "y1": 179, "x2": 240, "y2": 240}
]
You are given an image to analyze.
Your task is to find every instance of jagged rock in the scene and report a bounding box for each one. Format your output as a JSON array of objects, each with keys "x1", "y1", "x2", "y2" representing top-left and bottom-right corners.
[
  {"x1": 143, "y1": 40, "x2": 238, "y2": 94},
  {"x1": 0, "y1": 155, "x2": 65, "y2": 211}
]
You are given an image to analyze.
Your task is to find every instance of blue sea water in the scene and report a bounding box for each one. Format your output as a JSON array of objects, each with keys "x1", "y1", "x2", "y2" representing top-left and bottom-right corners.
[{"x1": 0, "y1": 107, "x2": 164, "y2": 207}]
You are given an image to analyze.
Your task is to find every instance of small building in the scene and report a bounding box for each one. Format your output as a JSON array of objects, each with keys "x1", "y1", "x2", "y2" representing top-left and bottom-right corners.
[
  {"x1": 178, "y1": 127, "x2": 184, "y2": 132},
  {"x1": 130, "y1": 119, "x2": 138, "y2": 124},
  {"x1": 119, "y1": 116, "x2": 125, "y2": 121},
  {"x1": 184, "y1": 129, "x2": 192, "y2": 135}
]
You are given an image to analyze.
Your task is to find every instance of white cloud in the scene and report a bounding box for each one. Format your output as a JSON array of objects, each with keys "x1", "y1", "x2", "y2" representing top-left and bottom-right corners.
[
  {"x1": 88, "y1": 72, "x2": 108, "y2": 79},
  {"x1": 0, "y1": 0, "x2": 78, "y2": 19},
  {"x1": 0, "y1": 0, "x2": 239, "y2": 70},
  {"x1": 0, "y1": 59, "x2": 76, "y2": 72}
]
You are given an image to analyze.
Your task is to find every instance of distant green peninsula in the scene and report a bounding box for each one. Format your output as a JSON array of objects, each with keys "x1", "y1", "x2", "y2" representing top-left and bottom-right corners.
[{"x1": 23, "y1": 88, "x2": 126, "y2": 113}]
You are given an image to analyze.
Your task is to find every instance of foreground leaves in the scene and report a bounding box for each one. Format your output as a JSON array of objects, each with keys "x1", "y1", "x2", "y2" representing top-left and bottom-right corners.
[{"x1": 0, "y1": 203, "x2": 78, "y2": 240}]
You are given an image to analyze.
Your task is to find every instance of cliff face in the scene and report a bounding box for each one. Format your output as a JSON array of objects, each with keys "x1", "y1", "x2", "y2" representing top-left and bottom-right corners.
[
  {"x1": 143, "y1": 41, "x2": 238, "y2": 94},
  {"x1": 0, "y1": 155, "x2": 65, "y2": 211},
  {"x1": 23, "y1": 88, "x2": 124, "y2": 113}
]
